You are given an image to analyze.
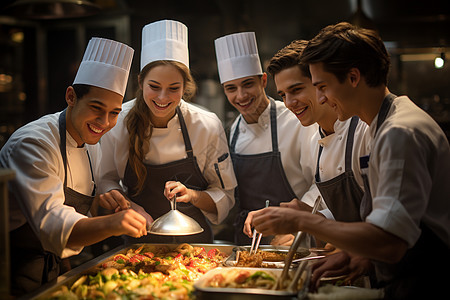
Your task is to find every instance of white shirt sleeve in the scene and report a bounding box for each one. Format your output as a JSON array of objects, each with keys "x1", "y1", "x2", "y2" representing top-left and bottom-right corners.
[
  {"x1": 366, "y1": 126, "x2": 424, "y2": 247},
  {"x1": 3, "y1": 121, "x2": 86, "y2": 258},
  {"x1": 365, "y1": 97, "x2": 450, "y2": 248}
]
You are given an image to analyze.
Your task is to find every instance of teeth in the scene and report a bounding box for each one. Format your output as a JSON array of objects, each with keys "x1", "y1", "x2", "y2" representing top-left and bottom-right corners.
[
  {"x1": 154, "y1": 101, "x2": 169, "y2": 108},
  {"x1": 238, "y1": 100, "x2": 251, "y2": 106},
  {"x1": 89, "y1": 124, "x2": 103, "y2": 134},
  {"x1": 295, "y1": 107, "x2": 307, "y2": 115}
]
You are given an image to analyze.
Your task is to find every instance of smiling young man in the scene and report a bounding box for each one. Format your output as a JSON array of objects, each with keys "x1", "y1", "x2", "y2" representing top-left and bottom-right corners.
[
  {"x1": 214, "y1": 32, "x2": 319, "y2": 245},
  {"x1": 0, "y1": 38, "x2": 150, "y2": 296},
  {"x1": 251, "y1": 23, "x2": 450, "y2": 298},
  {"x1": 266, "y1": 39, "x2": 371, "y2": 224}
]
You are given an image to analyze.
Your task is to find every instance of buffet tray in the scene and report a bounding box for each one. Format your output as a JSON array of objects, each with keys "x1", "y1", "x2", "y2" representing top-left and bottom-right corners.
[
  {"x1": 224, "y1": 245, "x2": 312, "y2": 268},
  {"x1": 194, "y1": 267, "x2": 310, "y2": 300},
  {"x1": 25, "y1": 243, "x2": 236, "y2": 300}
]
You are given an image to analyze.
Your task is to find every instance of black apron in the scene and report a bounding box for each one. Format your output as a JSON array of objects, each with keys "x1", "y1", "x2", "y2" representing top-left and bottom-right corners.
[
  {"x1": 122, "y1": 106, "x2": 213, "y2": 244},
  {"x1": 360, "y1": 94, "x2": 449, "y2": 299},
  {"x1": 315, "y1": 116, "x2": 364, "y2": 222},
  {"x1": 230, "y1": 98, "x2": 297, "y2": 245},
  {"x1": 10, "y1": 109, "x2": 95, "y2": 296}
]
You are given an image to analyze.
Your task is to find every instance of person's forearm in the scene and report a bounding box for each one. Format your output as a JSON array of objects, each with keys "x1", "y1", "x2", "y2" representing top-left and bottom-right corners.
[
  {"x1": 66, "y1": 216, "x2": 113, "y2": 248},
  {"x1": 189, "y1": 190, "x2": 217, "y2": 213},
  {"x1": 299, "y1": 213, "x2": 408, "y2": 263}
]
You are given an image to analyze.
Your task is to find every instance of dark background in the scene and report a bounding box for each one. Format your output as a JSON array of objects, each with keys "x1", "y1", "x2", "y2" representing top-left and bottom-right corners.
[{"x1": 1, "y1": 0, "x2": 450, "y2": 146}]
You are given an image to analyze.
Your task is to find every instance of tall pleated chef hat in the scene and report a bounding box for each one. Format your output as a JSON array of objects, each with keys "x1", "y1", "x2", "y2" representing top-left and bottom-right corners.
[
  {"x1": 214, "y1": 32, "x2": 263, "y2": 84},
  {"x1": 141, "y1": 19, "x2": 189, "y2": 70},
  {"x1": 73, "y1": 37, "x2": 134, "y2": 97}
]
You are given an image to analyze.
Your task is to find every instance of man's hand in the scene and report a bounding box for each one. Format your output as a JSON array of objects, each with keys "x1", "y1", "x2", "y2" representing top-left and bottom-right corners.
[
  {"x1": 279, "y1": 198, "x2": 302, "y2": 210},
  {"x1": 98, "y1": 189, "x2": 131, "y2": 212},
  {"x1": 129, "y1": 201, "x2": 154, "y2": 229},
  {"x1": 108, "y1": 209, "x2": 148, "y2": 238},
  {"x1": 310, "y1": 251, "x2": 372, "y2": 291},
  {"x1": 270, "y1": 234, "x2": 295, "y2": 246},
  {"x1": 243, "y1": 210, "x2": 256, "y2": 238},
  {"x1": 252, "y1": 206, "x2": 305, "y2": 236}
]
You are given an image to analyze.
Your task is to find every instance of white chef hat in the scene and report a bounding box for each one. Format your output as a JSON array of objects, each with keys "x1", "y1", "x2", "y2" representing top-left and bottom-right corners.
[
  {"x1": 214, "y1": 32, "x2": 263, "y2": 84},
  {"x1": 141, "y1": 19, "x2": 189, "y2": 70},
  {"x1": 73, "y1": 37, "x2": 134, "y2": 97}
]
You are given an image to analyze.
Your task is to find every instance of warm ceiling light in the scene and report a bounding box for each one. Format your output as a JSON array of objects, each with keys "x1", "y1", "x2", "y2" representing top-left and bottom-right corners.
[
  {"x1": 435, "y1": 53, "x2": 445, "y2": 69},
  {"x1": 3, "y1": 0, "x2": 101, "y2": 20}
]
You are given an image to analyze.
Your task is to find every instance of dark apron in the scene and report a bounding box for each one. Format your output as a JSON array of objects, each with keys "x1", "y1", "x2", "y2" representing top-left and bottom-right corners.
[
  {"x1": 360, "y1": 94, "x2": 449, "y2": 299},
  {"x1": 315, "y1": 116, "x2": 364, "y2": 222},
  {"x1": 122, "y1": 106, "x2": 213, "y2": 244},
  {"x1": 230, "y1": 98, "x2": 297, "y2": 245},
  {"x1": 10, "y1": 109, "x2": 95, "y2": 296}
]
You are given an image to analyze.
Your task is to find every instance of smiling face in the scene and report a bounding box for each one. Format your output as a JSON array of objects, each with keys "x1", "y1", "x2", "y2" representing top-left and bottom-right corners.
[
  {"x1": 275, "y1": 65, "x2": 336, "y2": 129},
  {"x1": 310, "y1": 62, "x2": 357, "y2": 121},
  {"x1": 141, "y1": 64, "x2": 185, "y2": 127},
  {"x1": 222, "y1": 74, "x2": 269, "y2": 124},
  {"x1": 66, "y1": 85, "x2": 123, "y2": 146}
]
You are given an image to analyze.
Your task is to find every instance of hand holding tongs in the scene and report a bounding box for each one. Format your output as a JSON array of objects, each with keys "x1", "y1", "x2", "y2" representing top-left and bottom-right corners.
[
  {"x1": 249, "y1": 200, "x2": 270, "y2": 255},
  {"x1": 274, "y1": 195, "x2": 322, "y2": 290}
]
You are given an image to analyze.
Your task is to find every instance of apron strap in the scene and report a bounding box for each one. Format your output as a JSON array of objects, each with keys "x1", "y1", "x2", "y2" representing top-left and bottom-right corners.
[
  {"x1": 268, "y1": 98, "x2": 279, "y2": 153},
  {"x1": 58, "y1": 109, "x2": 68, "y2": 187},
  {"x1": 230, "y1": 116, "x2": 242, "y2": 153},
  {"x1": 344, "y1": 116, "x2": 359, "y2": 172},
  {"x1": 315, "y1": 116, "x2": 359, "y2": 181},
  {"x1": 375, "y1": 93, "x2": 397, "y2": 135},
  {"x1": 176, "y1": 105, "x2": 194, "y2": 159},
  {"x1": 315, "y1": 129, "x2": 326, "y2": 182}
]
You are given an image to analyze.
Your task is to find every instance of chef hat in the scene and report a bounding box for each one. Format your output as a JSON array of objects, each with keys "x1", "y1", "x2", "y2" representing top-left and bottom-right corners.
[
  {"x1": 215, "y1": 32, "x2": 263, "y2": 84},
  {"x1": 73, "y1": 37, "x2": 134, "y2": 97},
  {"x1": 141, "y1": 19, "x2": 189, "y2": 70}
]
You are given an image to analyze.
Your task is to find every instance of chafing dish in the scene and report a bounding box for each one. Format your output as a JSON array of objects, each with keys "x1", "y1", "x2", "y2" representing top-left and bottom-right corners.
[
  {"x1": 224, "y1": 245, "x2": 313, "y2": 268},
  {"x1": 26, "y1": 243, "x2": 236, "y2": 300},
  {"x1": 194, "y1": 266, "x2": 311, "y2": 300}
]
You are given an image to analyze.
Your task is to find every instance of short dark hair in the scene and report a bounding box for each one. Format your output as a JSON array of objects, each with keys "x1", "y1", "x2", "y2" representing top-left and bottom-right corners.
[
  {"x1": 267, "y1": 40, "x2": 311, "y2": 79},
  {"x1": 72, "y1": 84, "x2": 91, "y2": 99},
  {"x1": 301, "y1": 22, "x2": 390, "y2": 87}
]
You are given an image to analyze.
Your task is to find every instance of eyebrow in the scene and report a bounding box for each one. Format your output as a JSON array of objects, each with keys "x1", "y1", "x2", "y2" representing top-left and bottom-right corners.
[
  {"x1": 90, "y1": 100, "x2": 122, "y2": 112},
  {"x1": 277, "y1": 82, "x2": 304, "y2": 95},
  {"x1": 224, "y1": 78, "x2": 255, "y2": 89},
  {"x1": 312, "y1": 80, "x2": 324, "y2": 87},
  {"x1": 241, "y1": 78, "x2": 255, "y2": 84},
  {"x1": 223, "y1": 83, "x2": 235, "y2": 89},
  {"x1": 148, "y1": 80, "x2": 182, "y2": 86}
]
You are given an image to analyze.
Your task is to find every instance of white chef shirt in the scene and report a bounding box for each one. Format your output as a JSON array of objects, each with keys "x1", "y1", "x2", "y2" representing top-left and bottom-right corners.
[
  {"x1": 311, "y1": 118, "x2": 371, "y2": 219},
  {"x1": 1, "y1": 111, "x2": 100, "y2": 258},
  {"x1": 230, "y1": 99, "x2": 320, "y2": 206},
  {"x1": 366, "y1": 96, "x2": 450, "y2": 248},
  {"x1": 316, "y1": 118, "x2": 371, "y2": 188},
  {"x1": 98, "y1": 99, "x2": 237, "y2": 224}
]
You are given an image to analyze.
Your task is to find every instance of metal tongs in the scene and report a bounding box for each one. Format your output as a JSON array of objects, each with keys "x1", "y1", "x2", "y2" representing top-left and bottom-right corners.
[
  {"x1": 274, "y1": 195, "x2": 322, "y2": 290},
  {"x1": 249, "y1": 200, "x2": 270, "y2": 255}
]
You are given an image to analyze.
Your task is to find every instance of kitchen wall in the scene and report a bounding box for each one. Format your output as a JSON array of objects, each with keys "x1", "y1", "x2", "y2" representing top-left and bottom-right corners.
[{"x1": 1, "y1": 0, "x2": 449, "y2": 146}]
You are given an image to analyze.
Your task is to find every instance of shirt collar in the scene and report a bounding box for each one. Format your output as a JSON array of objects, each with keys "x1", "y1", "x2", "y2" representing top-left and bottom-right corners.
[{"x1": 66, "y1": 131, "x2": 85, "y2": 149}]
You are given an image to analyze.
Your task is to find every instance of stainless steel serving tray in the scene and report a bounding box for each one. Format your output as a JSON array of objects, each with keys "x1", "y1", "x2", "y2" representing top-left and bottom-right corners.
[
  {"x1": 194, "y1": 266, "x2": 311, "y2": 300},
  {"x1": 25, "y1": 243, "x2": 236, "y2": 300},
  {"x1": 224, "y1": 245, "x2": 312, "y2": 268}
]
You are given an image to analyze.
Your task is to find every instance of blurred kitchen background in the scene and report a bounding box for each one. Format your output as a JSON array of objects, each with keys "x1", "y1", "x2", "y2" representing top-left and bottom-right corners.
[{"x1": 0, "y1": 0, "x2": 449, "y2": 147}]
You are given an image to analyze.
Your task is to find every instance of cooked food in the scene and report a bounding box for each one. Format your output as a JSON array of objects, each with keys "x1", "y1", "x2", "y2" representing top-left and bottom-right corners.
[
  {"x1": 236, "y1": 249, "x2": 303, "y2": 267},
  {"x1": 205, "y1": 269, "x2": 276, "y2": 289},
  {"x1": 48, "y1": 243, "x2": 228, "y2": 300}
]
